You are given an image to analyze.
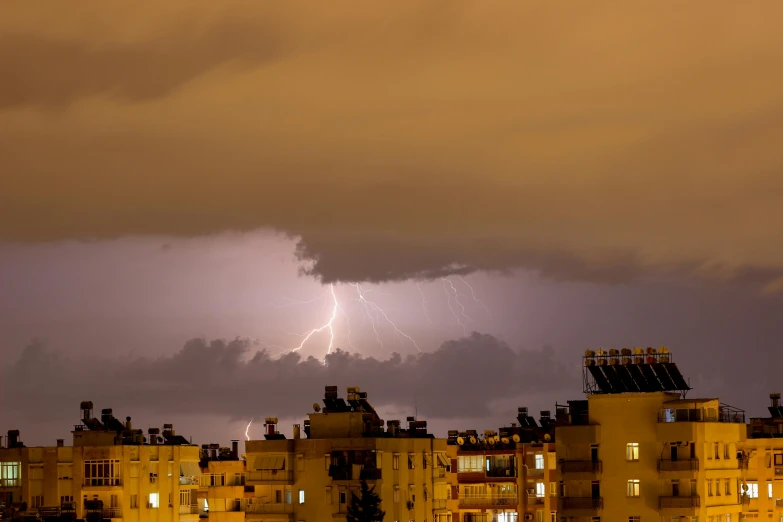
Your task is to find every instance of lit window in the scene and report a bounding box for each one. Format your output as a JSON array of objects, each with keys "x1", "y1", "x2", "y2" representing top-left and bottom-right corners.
[
  {"x1": 747, "y1": 482, "x2": 759, "y2": 498},
  {"x1": 536, "y1": 482, "x2": 546, "y2": 498},
  {"x1": 768, "y1": 482, "x2": 773, "y2": 498},
  {"x1": 298, "y1": 490, "x2": 305, "y2": 504},
  {"x1": 393, "y1": 454, "x2": 400, "y2": 470},
  {"x1": 627, "y1": 479, "x2": 640, "y2": 497},
  {"x1": 149, "y1": 493, "x2": 159, "y2": 509},
  {"x1": 629, "y1": 517, "x2": 640, "y2": 522},
  {"x1": 550, "y1": 482, "x2": 557, "y2": 497},
  {"x1": 535, "y1": 454, "x2": 545, "y2": 469},
  {"x1": 626, "y1": 443, "x2": 639, "y2": 461}
]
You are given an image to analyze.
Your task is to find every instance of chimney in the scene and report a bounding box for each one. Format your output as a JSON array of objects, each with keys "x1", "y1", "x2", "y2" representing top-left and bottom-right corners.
[
  {"x1": 772, "y1": 393, "x2": 781, "y2": 409},
  {"x1": 293, "y1": 425, "x2": 301, "y2": 440},
  {"x1": 231, "y1": 440, "x2": 239, "y2": 459},
  {"x1": 149, "y1": 428, "x2": 160, "y2": 445},
  {"x1": 57, "y1": 439, "x2": 64, "y2": 447},
  {"x1": 125, "y1": 417, "x2": 132, "y2": 431},
  {"x1": 7, "y1": 430, "x2": 20, "y2": 448}
]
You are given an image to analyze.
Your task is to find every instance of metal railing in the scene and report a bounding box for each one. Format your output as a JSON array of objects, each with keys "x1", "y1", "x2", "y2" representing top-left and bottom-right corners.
[
  {"x1": 247, "y1": 469, "x2": 293, "y2": 482},
  {"x1": 658, "y1": 458, "x2": 699, "y2": 471},
  {"x1": 560, "y1": 460, "x2": 602, "y2": 474},
  {"x1": 659, "y1": 496, "x2": 700, "y2": 508},
  {"x1": 102, "y1": 508, "x2": 123, "y2": 518},
  {"x1": 459, "y1": 495, "x2": 517, "y2": 507},
  {"x1": 245, "y1": 503, "x2": 293, "y2": 514},
  {"x1": 558, "y1": 497, "x2": 603, "y2": 511},
  {"x1": 83, "y1": 478, "x2": 122, "y2": 487}
]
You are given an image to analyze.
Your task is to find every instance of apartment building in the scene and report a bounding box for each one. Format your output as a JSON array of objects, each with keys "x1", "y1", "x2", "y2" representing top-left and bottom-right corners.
[
  {"x1": 243, "y1": 386, "x2": 452, "y2": 522},
  {"x1": 556, "y1": 348, "x2": 746, "y2": 522},
  {"x1": 0, "y1": 402, "x2": 201, "y2": 522},
  {"x1": 449, "y1": 408, "x2": 558, "y2": 522},
  {"x1": 739, "y1": 392, "x2": 783, "y2": 521},
  {"x1": 197, "y1": 442, "x2": 246, "y2": 522}
]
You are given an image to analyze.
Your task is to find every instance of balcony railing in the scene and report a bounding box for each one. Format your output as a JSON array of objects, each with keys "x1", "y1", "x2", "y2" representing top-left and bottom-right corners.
[
  {"x1": 432, "y1": 499, "x2": 448, "y2": 509},
  {"x1": 486, "y1": 467, "x2": 516, "y2": 478},
  {"x1": 658, "y1": 459, "x2": 699, "y2": 472},
  {"x1": 459, "y1": 495, "x2": 517, "y2": 507},
  {"x1": 247, "y1": 469, "x2": 293, "y2": 483},
  {"x1": 102, "y1": 508, "x2": 123, "y2": 518},
  {"x1": 462, "y1": 514, "x2": 488, "y2": 522},
  {"x1": 526, "y1": 493, "x2": 545, "y2": 505},
  {"x1": 558, "y1": 497, "x2": 603, "y2": 511},
  {"x1": 245, "y1": 503, "x2": 293, "y2": 514},
  {"x1": 179, "y1": 505, "x2": 198, "y2": 514},
  {"x1": 559, "y1": 460, "x2": 602, "y2": 474},
  {"x1": 0, "y1": 479, "x2": 20, "y2": 487},
  {"x1": 199, "y1": 474, "x2": 227, "y2": 487},
  {"x1": 659, "y1": 496, "x2": 700, "y2": 509},
  {"x1": 83, "y1": 478, "x2": 122, "y2": 487},
  {"x1": 433, "y1": 467, "x2": 447, "y2": 479}
]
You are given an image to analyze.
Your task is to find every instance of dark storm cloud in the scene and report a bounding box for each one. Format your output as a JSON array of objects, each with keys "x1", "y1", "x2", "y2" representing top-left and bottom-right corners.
[
  {"x1": 0, "y1": 334, "x2": 573, "y2": 421},
  {"x1": 3, "y1": 1, "x2": 783, "y2": 288}
]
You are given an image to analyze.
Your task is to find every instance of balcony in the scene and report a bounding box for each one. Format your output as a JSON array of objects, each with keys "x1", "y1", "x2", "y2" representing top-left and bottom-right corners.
[
  {"x1": 462, "y1": 515, "x2": 488, "y2": 522},
  {"x1": 432, "y1": 499, "x2": 448, "y2": 510},
  {"x1": 0, "y1": 478, "x2": 20, "y2": 487},
  {"x1": 659, "y1": 496, "x2": 700, "y2": 509},
  {"x1": 559, "y1": 460, "x2": 602, "y2": 475},
  {"x1": 459, "y1": 495, "x2": 517, "y2": 507},
  {"x1": 247, "y1": 469, "x2": 294, "y2": 483},
  {"x1": 526, "y1": 493, "x2": 545, "y2": 505},
  {"x1": 179, "y1": 505, "x2": 198, "y2": 515},
  {"x1": 658, "y1": 459, "x2": 699, "y2": 472},
  {"x1": 83, "y1": 478, "x2": 122, "y2": 487},
  {"x1": 102, "y1": 508, "x2": 123, "y2": 518},
  {"x1": 558, "y1": 497, "x2": 602, "y2": 514},
  {"x1": 199, "y1": 474, "x2": 226, "y2": 487},
  {"x1": 486, "y1": 466, "x2": 516, "y2": 479},
  {"x1": 245, "y1": 503, "x2": 293, "y2": 514}
]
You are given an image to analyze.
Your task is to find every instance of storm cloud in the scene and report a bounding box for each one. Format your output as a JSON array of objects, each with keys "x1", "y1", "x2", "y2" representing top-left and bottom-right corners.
[
  {"x1": 0, "y1": 334, "x2": 574, "y2": 426},
  {"x1": 3, "y1": 1, "x2": 783, "y2": 286}
]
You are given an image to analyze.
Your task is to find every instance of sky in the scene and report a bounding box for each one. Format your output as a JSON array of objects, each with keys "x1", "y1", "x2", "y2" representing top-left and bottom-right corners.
[{"x1": 2, "y1": 1, "x2": 783, "y2": 446}]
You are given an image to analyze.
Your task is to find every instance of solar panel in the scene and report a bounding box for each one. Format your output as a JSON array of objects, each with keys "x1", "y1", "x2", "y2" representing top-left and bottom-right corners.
[
  {"x1": 663, "y1": 363, "x2": 690, "y2": 391},
  {"x1": 651, "y1": 363, "x2": 677, "y2": 390},
  {"x1": 587, "y1": 364, "x2": 614, "y2": 393},
  {"x1": 640, "y1": 364, "x2": 664, "y2": 391},
  {"x1": 601, "y1": 364, "x2": 628, "y2": 392},
  {"x1": 628, "y1": 364, "x2": 655, "y2": 392},
  {"x1": 615, "y1": 364, "x2": 640, "y2": 392}
]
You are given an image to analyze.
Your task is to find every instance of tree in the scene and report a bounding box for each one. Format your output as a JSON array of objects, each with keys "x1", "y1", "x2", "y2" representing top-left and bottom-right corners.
[{"x1": 346, "y1": 479, "x2": 386, "y2": 522}]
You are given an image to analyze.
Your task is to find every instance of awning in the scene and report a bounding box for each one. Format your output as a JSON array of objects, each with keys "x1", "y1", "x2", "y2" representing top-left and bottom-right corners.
[
  {"x1": 253, "y1": 456, "x2": 285, "y2": 470},
  {"x1": 436, "y1": 453, "x2": 450, "y2": 467},
  {"x1": 180, "y1": 462, "x2": 201, "y2": 477}
]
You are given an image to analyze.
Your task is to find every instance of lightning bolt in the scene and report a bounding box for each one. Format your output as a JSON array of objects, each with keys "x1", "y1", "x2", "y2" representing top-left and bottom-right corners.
[
  {"x1": 245, "y1": 418, "x2": 253, "y2": 441},
  {"x1": 457, "y1": 275, "x2": 491, "y2": 316},
  {"x1": 351, "y1": 283, "x2": 421, "y2": 352},
  {"x1": 442, "y1": 277, "x2": 470, "y2": 335},
  {"x1": 416, "y1": 282, "x2": 433, "y2": 324},
  {"x1": 291, "y1": 283, "x2": 339, "y2": 364}
]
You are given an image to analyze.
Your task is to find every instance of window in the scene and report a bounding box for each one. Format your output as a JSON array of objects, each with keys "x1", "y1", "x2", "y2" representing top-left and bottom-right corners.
[
  {"x1": 550, "y1": 482, "x2": 557, "y2": 497},
  {"x1": 548, "y1": 453, "x2": 556, "y2": 469},
  {"x1": 130, "y1": 495, "x2": 138, "y2": 509},
  {"x1": 536, "y1": 482, "x2": 546, "y2": 498},
  {"x1": 58, "y1": 464, "x2": 73, "y2": 480},
  {"x1": 408, "y1": 454, "x2": 415, "y2": 469},
  {"x1": 149, "y1": 493, "x2": 159, "y2": 509},
  {"x1": 626, "y1": 443, "x2": 639, "y2": 461},
  {"x1": 725, "y1": 479, "x2": 730, "y2": 496},
  {"x1": 393, "y1": 488, "x2": 399, "y2": 503},
  {"x1": 167, "y1": 462, "x2": 173, "y2": 477},
  {"x1": 714, "y1": 443, "x2": 720, "y2": 459},
  {"x1": 770, "y1": 482, "x2": 774, "y2": 499},
  {"x1": 298, "y1": 490, "x2": 305, "y2": 504},
  {"x1": 535, "y1": 454, "x2": 545, "y2": 469},
  {"x1": 0, "y1": 462, "x2": 21, "y2": 487},
  {"x1": 180, "y1": 490, "x2": 191, "y2": 507},
  {"x1": 84, "y1": 460, "x2": 121, "y2": 486},
  {"x1": 708, "y1": 480, "x2": 713, "y2": 496},
  {"x1": 31, "y1": 496, "x2": 43, "y2": 509},
  {"x1": 627, "y1": 479, "x2": 640, "y2": 497},
  {"x1": 423, "y1": 454, "x2": 428, "y2": 469},
  {"x1": 629, "y1": 517, "x2": 641, "y2": 522},
  {"x1": 393, "y1": 454, "x2": 400, "y2": 470},
  {"x1": 775, "y1": 454, "x2": 783, "y2": 466},
  {"x1": 457, "y1": 455, "x2": 484, "y2": 472},
  {"x1": 340, "y1": 491, "x2": 347, "y2": 504},
  {"x1": 724, "y1": 444, "x2": 730, "y2": 459},
  {"x1": 285, "y1": 489, "x2": 292, "y2": 504},
  {"x1": 747, "y1": 482, "x2": 759, "y2": 498},
  {"x1": 60, "y1": 496, "x2": 74, "y2": 506}
]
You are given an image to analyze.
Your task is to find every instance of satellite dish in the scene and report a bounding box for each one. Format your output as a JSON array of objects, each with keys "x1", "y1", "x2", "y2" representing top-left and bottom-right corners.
[
  {"x1": 544, "y1": 434, "x2": 552, "y2": 441},
  {"x1": 456, "y1": 437, "x2": 465, "y2": 446},
  {"x1": 501, "y1": 437, "x2": 510, "y2": 445},
  {"x1": 469, "y1": 436, "x2": 477, "y2": 445},
  {"x1": 494, "y1": 435, "x2": 500, "y2": 442},
  {"x1": 487, "y1": 437, "x2": 496, "y2": 445},
  {"x1": 313, "y1": 403, "x2": 321, "y2": 413},
  {"x1": 512, "y1": 434, "x2": 521, "y2": 443}
]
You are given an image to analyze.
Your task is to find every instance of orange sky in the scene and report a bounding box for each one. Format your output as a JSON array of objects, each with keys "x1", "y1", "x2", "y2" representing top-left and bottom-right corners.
[{"x1": 2, "y1": 1, "x2": 783, "y2": 287}]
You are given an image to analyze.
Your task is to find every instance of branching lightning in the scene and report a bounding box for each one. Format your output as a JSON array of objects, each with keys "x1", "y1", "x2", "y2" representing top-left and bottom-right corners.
[
  {"x1": 291, "y1": 283, "x2": 339, "y2": 364},
  {"x1": 417, "y1": 282, "x2": 433, "y2": 323},
  {"x1": 352, "y1": 283, "x2": 421, "y2": 352},
  {"x1": 442, "y1": 277, "x2": 471, "y2": 336},
  {"x1": 245, "y1": 418, "x2": 253, "y2": 441},
  {"x1": 457, "y1": 275, "x2": 491, "y2": 316}
]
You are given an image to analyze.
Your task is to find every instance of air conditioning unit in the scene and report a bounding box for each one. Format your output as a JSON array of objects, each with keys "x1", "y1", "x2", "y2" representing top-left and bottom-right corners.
[
  {"x1": 524, "y1": 514, "x2": 534, "y2": 521},
  {"x1": 406, "y1": 500, "x2": 414, "y2": 510}
]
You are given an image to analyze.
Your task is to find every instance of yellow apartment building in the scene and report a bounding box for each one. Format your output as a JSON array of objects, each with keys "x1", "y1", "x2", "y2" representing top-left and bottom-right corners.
[
  {"x1": 739, "y1": 393, "x2": 783, "y2": 521},
  {"x1": 556, "y1": 348, "x2": 746, "y2": 522},
  {"x1": 197, "y1": 442, "x2": 246, "y2": 522},
  {"x1": 243, "y1": 386, "x2": 453, "y2": 522},
  {"x1": 0, "y1": 402, "x2": 201, "y2": 522},
  {"x1": 449, "y1": 408, "x2": 558, "y2": 522}
]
